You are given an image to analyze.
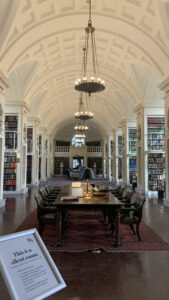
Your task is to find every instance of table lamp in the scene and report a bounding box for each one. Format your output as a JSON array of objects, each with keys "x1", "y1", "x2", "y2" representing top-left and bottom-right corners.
[{"x1": 84, "y1": 168, "x2": 95, "y2": 198}]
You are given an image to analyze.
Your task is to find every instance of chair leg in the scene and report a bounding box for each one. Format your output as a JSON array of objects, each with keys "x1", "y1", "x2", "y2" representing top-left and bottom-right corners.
[
  {"x1": 136, "y1": 223, "x2": 141, "y2": 241},
  {"x1": 129, "y1": 224, "x2": 135, "y2": 235}
]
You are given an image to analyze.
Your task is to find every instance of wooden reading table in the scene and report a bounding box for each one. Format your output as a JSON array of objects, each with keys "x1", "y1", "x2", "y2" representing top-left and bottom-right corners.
[{"x1": 53, "y1": 185, "x2": 123, "y2": 247}]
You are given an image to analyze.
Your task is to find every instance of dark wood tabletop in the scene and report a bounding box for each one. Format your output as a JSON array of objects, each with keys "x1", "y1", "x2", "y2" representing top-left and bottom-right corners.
[{"x1": 53, "y1": 184, "x2": 123, "y2": 247}]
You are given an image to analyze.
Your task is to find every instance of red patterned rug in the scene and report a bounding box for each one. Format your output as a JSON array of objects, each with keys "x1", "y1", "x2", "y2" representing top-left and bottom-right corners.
[{"x1": 15, "y1": 209, "x2": 169, "y2": 252}]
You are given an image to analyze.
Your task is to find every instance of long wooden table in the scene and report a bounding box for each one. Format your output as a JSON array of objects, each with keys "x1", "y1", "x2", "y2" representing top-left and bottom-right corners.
[{"x1": 52, "y1": 185, "x2": 124, "y2": 247}]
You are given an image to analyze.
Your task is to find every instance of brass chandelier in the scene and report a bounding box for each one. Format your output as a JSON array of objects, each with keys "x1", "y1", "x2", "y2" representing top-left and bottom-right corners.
[
  {"x1": 74, "y1": 0, "x2": 105, "y2": 96},
  {"x1": 75, "y1": 93, "x2": 94, "y2": 121}
]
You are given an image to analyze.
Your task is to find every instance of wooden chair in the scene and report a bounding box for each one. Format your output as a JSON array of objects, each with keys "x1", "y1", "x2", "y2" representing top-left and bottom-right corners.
[
  {"x1": 39, "y1": 188, "x2": 56, "y2": 203},
  {"x1": 49, "y1": 183, "x2": 61, "y2": 193},
  {"x1": 118, "y1": 190, "x2": 133, "y2": 205},
  {"x1": 120, "y1": 196, "x2": 145, "y2": 241},
  {"x1": 111, "y1": 186, "x2": 125, "y2": 199},
  {"x1": 45, "y1": 184, "x2": 60, "y2": 197},
  {"x1": 34, "y1": 194, "x2": 57, "y2": 234}
]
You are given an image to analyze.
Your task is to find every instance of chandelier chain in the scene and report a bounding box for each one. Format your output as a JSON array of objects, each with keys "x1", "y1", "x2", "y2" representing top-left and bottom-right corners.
[
  {"x1": 89, "y1": 0, "x2": 92, "y2": 23},
  {"x1": 93, "y1": 31, "x2": 100, "y2": 75}
]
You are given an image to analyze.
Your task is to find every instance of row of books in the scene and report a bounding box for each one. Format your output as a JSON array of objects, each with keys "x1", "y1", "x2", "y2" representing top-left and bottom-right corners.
[
  {"x1": 4, "y1": 180, "x2": 16, "y2": 185},
  {"x1": 4, "y1": 174, "x2": 16, "y2": 179},
  {"x1": 4, "y1": 162, "x2": 17, "y2": 168}
]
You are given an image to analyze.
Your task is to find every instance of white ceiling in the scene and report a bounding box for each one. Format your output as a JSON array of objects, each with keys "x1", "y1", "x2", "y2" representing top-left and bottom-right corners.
[{"x1": 1, "y1": 0, "x2": 169, "y2": 140}]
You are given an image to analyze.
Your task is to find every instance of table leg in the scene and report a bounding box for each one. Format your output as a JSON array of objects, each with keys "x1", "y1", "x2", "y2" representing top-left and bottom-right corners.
[
  {"x1": 114, "y1": 210, "x2": 121, "y2": 247},
  {"x1": 56, "y1": 209, "x2": 62, "y2": 246}
]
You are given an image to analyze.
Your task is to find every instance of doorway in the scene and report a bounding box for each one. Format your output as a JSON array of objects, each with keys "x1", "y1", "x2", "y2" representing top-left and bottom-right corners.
[{"x1": 73, "y1": 156, "x2": 84, "y2": 169}]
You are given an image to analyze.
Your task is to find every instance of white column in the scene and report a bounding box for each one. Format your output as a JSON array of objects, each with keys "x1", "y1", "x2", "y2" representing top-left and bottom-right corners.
[
  {"x1": 31, "y1": 118, "x2": 40, "y2": 185},
  {"x1": 134, "y1": 104, "x2": 145, "y2": 192},
  {"x1": 102, "y1": 139, "x2": 106, "y2": 178},
  {"x1": 0, "y1": 70, "x2": 9, "y2": 206},
  {"x1": 112, "y1": 129, "x2": 117, "y2": 184},
  {"x1": 106, "y1": 135, "x2": 112, "y2": 181},
  {"x1": 48, "y1": 135, "x2": 54, "y2": 177},
  {"x1": 121, "y1": 120, "x2": 127, "y2": 184}
]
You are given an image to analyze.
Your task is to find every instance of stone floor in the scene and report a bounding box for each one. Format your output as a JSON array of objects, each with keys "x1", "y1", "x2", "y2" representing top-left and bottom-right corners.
[{"x1": 1, "y1": 179, "x2": 169, "y2": 299}]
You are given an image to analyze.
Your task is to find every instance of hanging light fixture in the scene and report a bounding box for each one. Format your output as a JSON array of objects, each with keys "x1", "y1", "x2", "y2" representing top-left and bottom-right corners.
[
  {"x1": 75, "y1": 93, "x2": 94, "y2": 120},
  {"x1": 74, "y1": 124, "x2": 88, "y2": 131},
  {"x1": 75, "y1": 133, "x2": 86, "y2": 139},
  {"x1": 74, "y1": 0, "x2": 105, "y2": 96}
]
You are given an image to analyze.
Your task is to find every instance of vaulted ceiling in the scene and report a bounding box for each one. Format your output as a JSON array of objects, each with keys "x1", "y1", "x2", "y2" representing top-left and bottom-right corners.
[{"x1": 1, "y1": 0, "x2": 169, "y2": 140}]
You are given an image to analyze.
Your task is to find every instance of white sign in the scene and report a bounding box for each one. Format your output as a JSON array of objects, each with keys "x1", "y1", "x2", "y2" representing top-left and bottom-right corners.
[{"x1": 0, "y1": 229, "x2": 66, "y2": 300}]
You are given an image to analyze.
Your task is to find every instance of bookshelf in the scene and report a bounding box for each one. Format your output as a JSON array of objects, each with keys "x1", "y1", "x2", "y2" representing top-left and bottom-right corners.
[
  {"x1": 128, "y1": 128, "x2": 137, "y2": 185},
  {"x1": 4, "y1": 152, "x2": 17, "y2": 191},
  {"x1": 129, "y1": 128, "x2": 137, "y2": 154},
  {"x1": 117, "y1": 136, "x2": 122, "y2": 156},
  {"x1": 117, "y1": 135, "x2": 122, "y2": 180},
  {"x1": 147, "y1": 117, "x2": 165, "y2": 151},
  {"x1": 39, "y1": 157, "x2": 41, "y2": 180},
  {"x1": 27, "y1": 155, "x2": 32, "y2": 184},
  {"x1": 147, "y1": 117, "x2": 165, "y2": 193},
  {"x1": 118, "y1": 157, "x2": 122, "y2": 180},
  {"x1": 39, "y1": 135, "x2": 42, "y2": 156},
  {"x1": 5, "y1": 115, "x2": 18, "y2": 149},
  {"x1": 148, "y1": 153, "x2": 165, "y2": 192}
]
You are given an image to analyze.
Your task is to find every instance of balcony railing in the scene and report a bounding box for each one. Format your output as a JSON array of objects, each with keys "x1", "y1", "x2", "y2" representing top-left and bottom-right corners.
[
  {"x1": 56, "y1": 146, "x2": 70, "y2": 152},
  {"x1": 87, "y1": 146, "x2": 102, "y2": 153}
]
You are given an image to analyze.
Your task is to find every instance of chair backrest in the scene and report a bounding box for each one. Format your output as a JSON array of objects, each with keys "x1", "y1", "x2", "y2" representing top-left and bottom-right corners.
[
  {"x1": 39, "y1": 188, "x2": 48, "y2": 199},
  {"x1": 35, "y1": 193, "x2": 44, "y2": 207},
  {"x1": 118, "y1": 186, "x2": 125, "y2": 196},
  {"x1": 46, "y1": 185, "x2": 51, "y2": 194},
  {"x1": 125, "y1": 190, "x2": 133, "y2": 203},
  {"x1": 49, "y1": 183, "x2": 60, "y2": 192},
  {"x1": 133, "y1": 197, "x2": 145, "y2": 221}
]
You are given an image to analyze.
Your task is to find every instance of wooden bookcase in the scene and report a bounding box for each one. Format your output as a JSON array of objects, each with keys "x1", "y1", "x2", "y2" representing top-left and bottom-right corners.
[
  {"x1": 147, "y1": 117, "x2": 165, "y2": 192},
  {"x1": 128, "y1": 128, "x2": 137, "y2": 184},
  {"x1": 27, "y1": 155, "x2": 32, "y2": 184},
  {"x1": 4, "y1": 152, "x2": 17, "y2": 191},
  {"x1": 5, "y1": 115, "x2": 18, "y2": 150},
  {"x1": 117, "y1": 136, "x2": 122, "y2": 180}
]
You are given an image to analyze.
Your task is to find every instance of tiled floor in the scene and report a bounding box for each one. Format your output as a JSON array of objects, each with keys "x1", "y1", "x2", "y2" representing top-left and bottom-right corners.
[{"x1": 1, "y1": 180, "x2": 169, "y2": 299}]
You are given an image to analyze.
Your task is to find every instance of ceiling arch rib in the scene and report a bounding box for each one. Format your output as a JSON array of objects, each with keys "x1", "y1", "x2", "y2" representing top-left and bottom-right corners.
[{"x1": 0, "y1": 0, "x2": 20, "y2": 50}]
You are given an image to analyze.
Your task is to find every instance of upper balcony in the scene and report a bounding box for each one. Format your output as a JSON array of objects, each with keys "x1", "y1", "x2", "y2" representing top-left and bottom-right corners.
[{"x1": 55, "y1": 145, "x2": 102, "y2": 156}]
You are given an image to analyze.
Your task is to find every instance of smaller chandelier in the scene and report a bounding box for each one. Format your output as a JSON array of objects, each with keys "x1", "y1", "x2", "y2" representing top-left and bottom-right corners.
[
  {"x1": 74, "y1": 0, "x2": 105, "y2": 96},
  {"x1": 74, "y1": 125, "x2": 88, "y2": 131},
  {"x1": 75, "y1": 93, "x2": 94, "y2": 120},
  {"x1": 75, "y1": 134, "x2": 86, "y2": 138}
]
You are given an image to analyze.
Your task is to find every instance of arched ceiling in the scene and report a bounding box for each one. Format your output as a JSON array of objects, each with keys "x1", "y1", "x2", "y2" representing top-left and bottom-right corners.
[{"x1": 1, "y1": 0, "x2": 169, "y2": 140}]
